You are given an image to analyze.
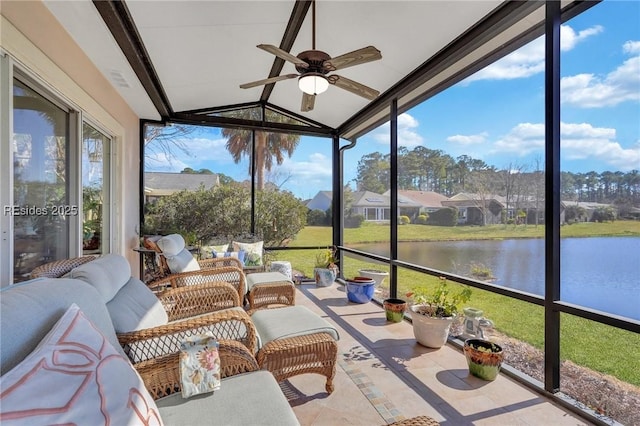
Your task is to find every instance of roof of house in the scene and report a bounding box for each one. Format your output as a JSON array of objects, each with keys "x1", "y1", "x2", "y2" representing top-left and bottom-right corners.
[
  {"x1": 388, "y1": 190, "x2": 449, "y2": 208},
  {"x1": 144, "y1": 172, "x2": 220, "y2": 196},
  {"x1": 442, "y1": 192, "x2": 506, "y2": 208},
  {"x1": 352, "y1": 191, "x2": 421, "y2": 208}
]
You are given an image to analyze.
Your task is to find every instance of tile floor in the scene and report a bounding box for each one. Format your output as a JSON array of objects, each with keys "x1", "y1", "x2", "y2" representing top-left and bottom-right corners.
[{"x1": 282, "y1": 283, "x2": 592, "y2": 426}]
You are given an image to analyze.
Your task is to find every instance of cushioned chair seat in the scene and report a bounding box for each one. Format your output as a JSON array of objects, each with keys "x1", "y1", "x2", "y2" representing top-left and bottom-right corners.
[
  {"x1": 251, "y1": 305, "x2": 339, "y2": 393},
  {"x1": 156, "y1": 370, "x2": 299, "y2": 426},
  {"x1": 251, "y1": 305, "x2": 339, "y2": 347}
]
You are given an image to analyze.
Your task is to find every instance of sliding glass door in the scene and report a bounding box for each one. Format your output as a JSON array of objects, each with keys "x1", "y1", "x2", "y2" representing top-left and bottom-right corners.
[{"x1": 12, "y1": 78, "x2": 72, "y2": 281}]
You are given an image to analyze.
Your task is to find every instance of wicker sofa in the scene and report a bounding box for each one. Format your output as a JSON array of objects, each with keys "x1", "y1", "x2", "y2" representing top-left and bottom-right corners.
[{"x1": 0, "y1": 268, "x2": 299, "y2": 424}]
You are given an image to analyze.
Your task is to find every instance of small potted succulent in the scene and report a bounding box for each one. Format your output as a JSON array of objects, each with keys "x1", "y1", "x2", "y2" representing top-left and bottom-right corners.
[
  {"x1": 314, "y1": 246, "x2": 339, "y2": 287},
  {"x1": 406, "y1": 277, "x2": 472, "y2": 348}
]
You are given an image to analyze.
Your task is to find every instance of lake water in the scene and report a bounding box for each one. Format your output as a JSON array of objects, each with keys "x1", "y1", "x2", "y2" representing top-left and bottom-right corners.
[{"x1": 354, "y1": 237, "x2": 640, "y2": 320}]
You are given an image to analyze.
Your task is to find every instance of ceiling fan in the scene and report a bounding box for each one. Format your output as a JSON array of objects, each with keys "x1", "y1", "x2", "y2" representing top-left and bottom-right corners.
[{"x1": 239, "y1": 0, "x2": 382, "y2": 112}]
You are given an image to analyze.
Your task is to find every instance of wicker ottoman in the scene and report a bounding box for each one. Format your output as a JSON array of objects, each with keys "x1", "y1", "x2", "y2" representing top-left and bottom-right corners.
[
  {"x1": 251, "y1": 305, "x2": 339, "y2": 393},
  {"x1": 245, "y1": 271, "x2": 296, "y2": 312}
]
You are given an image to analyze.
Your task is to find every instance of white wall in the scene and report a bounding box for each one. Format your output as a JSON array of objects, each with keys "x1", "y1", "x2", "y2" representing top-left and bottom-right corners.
[{"x1": 1, "y1": 2, "x2": 141, "y2": 280}]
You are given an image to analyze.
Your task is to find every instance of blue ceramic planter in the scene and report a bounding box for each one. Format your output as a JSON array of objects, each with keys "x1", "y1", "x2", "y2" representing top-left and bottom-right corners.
[{"x1": 346, "y1": 278, "x2": 375, "y2": 303}]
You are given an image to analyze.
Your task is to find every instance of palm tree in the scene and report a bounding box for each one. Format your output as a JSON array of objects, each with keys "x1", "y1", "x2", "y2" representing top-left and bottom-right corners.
[{"x1": 221, "y1": 109, "x2": 301, "y2": 190}]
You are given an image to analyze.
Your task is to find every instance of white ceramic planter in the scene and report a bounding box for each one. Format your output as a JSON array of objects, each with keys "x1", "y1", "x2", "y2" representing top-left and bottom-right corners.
[
  {"x1": 314, "y1": 267, "x2": 336, "y2": 287},
  {"x1": 410, "y1": 305, "x2": 454, "y2": 348},
  {"x1": 357, "y1": 269, "x2": 389, "y2": 287}
]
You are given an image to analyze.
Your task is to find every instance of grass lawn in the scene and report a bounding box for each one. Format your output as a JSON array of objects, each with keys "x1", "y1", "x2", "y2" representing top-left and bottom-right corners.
[{"x1": 271, "y1": 220, "x2": 640, "y2": 386}]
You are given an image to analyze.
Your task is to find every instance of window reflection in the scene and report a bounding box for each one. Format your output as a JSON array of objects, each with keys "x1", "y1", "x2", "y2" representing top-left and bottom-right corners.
[
  {"x1": 12, "y1": 79, "x2": 70, "y2": 281},
  {"x1": 82, "y1": 122, "x2": 109, "y2": 255}
]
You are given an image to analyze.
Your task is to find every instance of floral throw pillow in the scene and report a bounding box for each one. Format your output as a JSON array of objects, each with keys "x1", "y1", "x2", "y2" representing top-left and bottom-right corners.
[
  {"x1": 232, "y1": 241, "x2": 263, "y2": 267},
  {"x1": 179, "y1": 333, "x2": 221, "y2": 399},
  {"x1": 214, "y1": 250, "x2": 246, "y2": 265},
  {"x1": 200, "y1": 244, "x2": 229, "y2": 259}
]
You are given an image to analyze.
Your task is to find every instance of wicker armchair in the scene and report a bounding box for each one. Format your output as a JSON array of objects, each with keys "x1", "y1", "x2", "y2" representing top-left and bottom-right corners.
[
  {"x1": 118, "y1": 291, "x2": 258, "y2": 364},
  {"x1": 148, "y1": 265, "x2": 247, "y2": 303}
]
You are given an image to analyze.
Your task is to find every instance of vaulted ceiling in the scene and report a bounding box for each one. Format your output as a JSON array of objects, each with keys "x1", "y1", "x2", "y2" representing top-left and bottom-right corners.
[{"x1": 43, "y1": 1, "x2": 587, "y2": 139}]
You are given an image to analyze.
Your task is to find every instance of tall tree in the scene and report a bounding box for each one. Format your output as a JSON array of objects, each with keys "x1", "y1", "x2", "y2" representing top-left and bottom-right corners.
[
  {"x1": 220, "y1": 109, "x2": 301, "y2": 190},
  {"x1": 356, "y1": 152, "x2": 389, "y2": 193}
]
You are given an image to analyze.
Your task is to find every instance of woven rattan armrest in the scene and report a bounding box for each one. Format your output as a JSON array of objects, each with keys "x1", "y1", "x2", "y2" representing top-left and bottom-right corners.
[
  {"x1": 247, "y1": 282, "x2": 296, "y2": 314},
  {"x1": 198, "y1": 257, "x2": 243, "y2": 270},
  {"x1": 388, "y1": 416, "x2": 440, "y2": 425},
  {"x1": 117, "y1": 308, "x2": 258, "y2": 364},
  {"x1": 156, "y1": 281, "x2": 240, "y2": 321},
  {"x1": 149, "y1": 267, "x2": 246, "y2": 301},
  {"x1": 133, "y1": 339, "x2": 260, "y2": 400},
  {"x1": 30, "y1": 256, "x2": 98, "y2": 278},
  {"x1": 256, "y1": 332, "x2": 338, "y2": 394}
]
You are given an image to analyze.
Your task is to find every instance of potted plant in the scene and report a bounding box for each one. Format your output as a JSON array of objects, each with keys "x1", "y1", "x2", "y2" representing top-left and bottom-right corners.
[
  {"x1": 463, "y1": 338, "x2": 504, "y2": 381},
  {"x1": 314, "y1": 246, "x2": 339, "y2": 287},
  {"x1": 406, "y1": 277, "x2": 472, "y2": 348},
  {"x1": 383, "y1": 298, "x2": 407, "y2": 322}
]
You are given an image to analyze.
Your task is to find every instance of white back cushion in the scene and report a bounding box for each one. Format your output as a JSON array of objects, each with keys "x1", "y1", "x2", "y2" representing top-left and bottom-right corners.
[
  {"x1": 0, "y1": 278, "x2": 125, "y2": 375},
  {"x1": 157, "y1": 234, "x2": 186, "y2": 256},
  {"x1": 166, "y1": 248, "x2": 200, "y2": 273},
  {"x1": 0, "y1": 304, "x2": 163, "y2": 425},
  {"x1": 107, "y1": 277, "x2": 169, "y2": 333},
  {"x1": 67, "y1": 254, "x2": 131, "y2": 302}
]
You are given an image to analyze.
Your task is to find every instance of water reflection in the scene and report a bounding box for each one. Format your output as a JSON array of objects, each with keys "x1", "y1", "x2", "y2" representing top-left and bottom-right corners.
[{"x1": 356, "y1": 237, "x2": 640, "y2": 320}]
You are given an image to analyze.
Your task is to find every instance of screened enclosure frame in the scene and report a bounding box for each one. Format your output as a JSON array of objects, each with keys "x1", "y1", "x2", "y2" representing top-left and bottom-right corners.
[{"x1": 136, "y1": 2, "x2": 639, "y2": 423}]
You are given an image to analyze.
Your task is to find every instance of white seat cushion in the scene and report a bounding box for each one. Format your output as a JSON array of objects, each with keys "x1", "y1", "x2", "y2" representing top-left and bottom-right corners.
[{"x1": 156, "y1": 371, "x2": 298, "y2": 426}]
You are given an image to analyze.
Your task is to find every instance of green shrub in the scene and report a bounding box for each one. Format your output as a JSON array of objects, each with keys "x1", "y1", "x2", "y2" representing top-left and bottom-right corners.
[
  {"x1": 427, "y1": 207, "x2": 458, "y2": 226},
  {"x1": 144, "y1": 182, "x2": 307, "y2": 245},
  {"x1": 307, "y1": 209, "x2": 327, "y2": 226},
  {"x1": 399, "y1": 215, "x2": 411, "y2": 225},
  {"x1": 592, "y1": 206, "x2": 616, "y2": 222},
  {"x1": 470, "y1": 262, "x2": 494, "y2": 281},
  {"x1": 415, "y1": 214, "x2": 428, "y2": 224},
  {"x1": 344, "y1": 214, "x2": 365, "y2": 228}
]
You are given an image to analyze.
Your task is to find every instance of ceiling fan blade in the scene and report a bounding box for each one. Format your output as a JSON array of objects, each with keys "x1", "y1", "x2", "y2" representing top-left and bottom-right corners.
[
  {"x1": 240, "y1": 74, "x2": 298, "y2": 89},
  {"x1": 257, "y1": 44, "x2": 309, "y2": 68},
  {"x1": 323, "y1": 46, "x2": 382, "y2": 71},
  {"x1": 301, "y1": 93, "x2": 315, "y2": 112},
  {"x1": 328, "y1": 75, "x2": 379, "y2": 100}
]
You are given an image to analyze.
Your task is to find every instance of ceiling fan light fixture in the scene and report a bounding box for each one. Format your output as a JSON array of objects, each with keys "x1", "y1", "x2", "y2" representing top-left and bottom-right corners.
[{"x1": 298, "y1": 73, "x2": 329, "y2": 95}]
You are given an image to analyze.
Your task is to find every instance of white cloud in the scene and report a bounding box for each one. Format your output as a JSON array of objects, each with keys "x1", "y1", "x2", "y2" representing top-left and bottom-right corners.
[
  {"x1": 466, "y1": 25, "x2": 602, "y2": 82},
  {"x1": 491, "y1": 121, "x2": 640, "y2": 171},
  {"x1": 146, "y1": 135, "x2": 236, "y2": 173},
  {"x1": 493, "y1": 123, "x2": 545, "y2": 155},
  {"x1": 371, "y1": 113, "x2": 424, "y2": 148},
  {"x1": 623, "y1": 40, "x2": 640, "y2": 54},
  {"x1": 447, "y1": 132, "x2": 488, "y2": 145},
  {"x1": 561, "y1": 56, "x2": 640, "y2": 107},
  {"x1": 272, "y1": 153, "x2": 333, "y2": 195}
]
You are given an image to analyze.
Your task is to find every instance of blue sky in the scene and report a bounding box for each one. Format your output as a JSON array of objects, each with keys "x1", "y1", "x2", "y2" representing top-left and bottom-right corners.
[{"x1": 147, "y1": 1, "x2": 639, "y2": 200}]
